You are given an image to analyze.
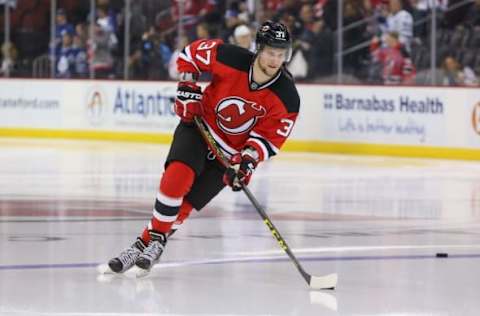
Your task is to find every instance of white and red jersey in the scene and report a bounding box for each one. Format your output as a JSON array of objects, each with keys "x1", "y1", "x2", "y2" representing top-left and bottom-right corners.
[
  {"x1": 177, "y1": 39, "x2": 300, "y2": 162},
  {"x1": 371, "y1": 41, "x2": 416, "y2": 85},
  {"x1": 383, "y1": 10, "x2": 414, "y2": 51}
]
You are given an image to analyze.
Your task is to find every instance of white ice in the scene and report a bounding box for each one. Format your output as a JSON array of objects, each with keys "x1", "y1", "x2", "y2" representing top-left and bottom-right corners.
[{"x1": 0, "y1": 138, "x2": 479, "y2": 316}]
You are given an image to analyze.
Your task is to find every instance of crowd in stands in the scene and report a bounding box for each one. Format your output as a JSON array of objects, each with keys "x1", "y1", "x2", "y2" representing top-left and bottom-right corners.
[{"x1": 0, "y1": 0, "x2": 479, "y2": 86}]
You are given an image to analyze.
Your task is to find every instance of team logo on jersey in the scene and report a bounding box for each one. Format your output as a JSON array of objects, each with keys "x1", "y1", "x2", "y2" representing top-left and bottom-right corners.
[{"x1": 215, "y1": 97, "x2": 266, "y2": 135}]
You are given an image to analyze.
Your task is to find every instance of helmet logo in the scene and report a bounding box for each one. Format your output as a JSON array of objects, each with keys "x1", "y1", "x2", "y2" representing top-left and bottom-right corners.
[
  {"x1": 261, "y1": 25, "x2": 270, "y2": 32},
  {"x1": 275, "y1": 31, "x2": 286, "y2": 40}
]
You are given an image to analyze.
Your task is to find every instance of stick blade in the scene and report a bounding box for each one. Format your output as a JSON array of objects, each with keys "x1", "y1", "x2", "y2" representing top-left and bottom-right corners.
[{"x1": 309, "y1": 273, "x2": 338, "y2": 290}]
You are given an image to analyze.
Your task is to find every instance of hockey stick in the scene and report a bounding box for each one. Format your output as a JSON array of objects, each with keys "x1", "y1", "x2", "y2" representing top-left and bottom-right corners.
[{"x1": 193, "y1": 117, "x2": 338, "y2": 290}]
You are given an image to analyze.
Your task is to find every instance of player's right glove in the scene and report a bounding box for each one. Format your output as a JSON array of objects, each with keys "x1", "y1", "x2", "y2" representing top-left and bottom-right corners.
[
  {"x1": 223, "y1": 151, "x2": 258, "y2": 192},
  {"x1": 174, "y1": 82, "x2": 203, "y2": 123}
]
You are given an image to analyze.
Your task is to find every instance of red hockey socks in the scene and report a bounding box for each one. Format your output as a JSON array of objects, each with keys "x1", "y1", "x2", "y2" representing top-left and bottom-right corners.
[
  {"x1": 173, "y1": 200, "x2": 194, "y2": 230},
  {"x1": 140, "y1": 161, "x2": 195, "y2": 244}
]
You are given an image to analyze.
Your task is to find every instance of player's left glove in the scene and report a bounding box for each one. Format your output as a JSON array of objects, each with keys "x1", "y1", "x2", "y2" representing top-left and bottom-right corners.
[{"x1": 223, "y1": 151, "x2": 258, "y2": 192}]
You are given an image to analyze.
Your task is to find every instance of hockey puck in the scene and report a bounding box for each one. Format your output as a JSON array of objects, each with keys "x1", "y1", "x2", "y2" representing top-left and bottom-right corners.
[{"x1": 436, "y1": 253, "x2": 448, "y2": 258}]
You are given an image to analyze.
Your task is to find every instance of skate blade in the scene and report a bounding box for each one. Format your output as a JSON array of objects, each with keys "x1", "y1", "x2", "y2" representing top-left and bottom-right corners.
[
  {"x1": 97, "y1": 263, "x2": 114, "y2": 274},
  {"x1": 96, "y1": 263, "x2": 140, "y2": 279},
  {"x1": 96, "y1": 264, "x2": 118, "y2": 283},
  {"x1": 133, "y1": 266, "x2": 151, "y2": 278}
]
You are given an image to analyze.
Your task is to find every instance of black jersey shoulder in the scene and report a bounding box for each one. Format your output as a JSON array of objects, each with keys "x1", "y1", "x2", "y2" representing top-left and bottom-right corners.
[
  {"x1": 216, "y1": 43, "x2": 253, "y2": 73},
  {"x1": 268, "y1": 70, "x2": 300, "y2": 114}
]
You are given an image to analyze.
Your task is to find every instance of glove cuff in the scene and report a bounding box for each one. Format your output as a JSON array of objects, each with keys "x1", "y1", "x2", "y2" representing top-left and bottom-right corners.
[
  {"x1": 241, "y1": 147, "x2": 259, "y2": 168},
  {"x1": 179, "y1": 72, "x2": 199, "y2": 82}
]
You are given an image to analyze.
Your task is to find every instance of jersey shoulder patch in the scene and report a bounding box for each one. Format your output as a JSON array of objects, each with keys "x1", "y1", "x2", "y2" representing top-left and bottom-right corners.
[
  {"x1": 269, "y1": 71, "x2": 300, "y2": 113},
  {"x1": 216, "y1": 44, "x2": 254, "y2": 73}
]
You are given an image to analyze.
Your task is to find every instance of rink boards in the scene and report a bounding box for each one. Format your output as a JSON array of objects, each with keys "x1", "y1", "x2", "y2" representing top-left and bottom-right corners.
[{"x1": 0, "y1": 78, "x2": 479, "y2": 160}]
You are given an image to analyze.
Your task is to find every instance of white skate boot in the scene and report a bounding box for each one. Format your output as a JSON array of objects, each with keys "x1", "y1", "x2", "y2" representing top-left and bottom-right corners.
[
  {"x1": 108, "y1": 238, "x2": 146, "y2": 273},
  {"x1": 135, "y1": 231, "x2": 167, "y2": 272}
]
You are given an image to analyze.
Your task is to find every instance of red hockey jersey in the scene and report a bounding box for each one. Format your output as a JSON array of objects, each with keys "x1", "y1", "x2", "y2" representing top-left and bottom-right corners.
[{"x1": 177, "y1": 39, "x2": 300, "y2": 162}]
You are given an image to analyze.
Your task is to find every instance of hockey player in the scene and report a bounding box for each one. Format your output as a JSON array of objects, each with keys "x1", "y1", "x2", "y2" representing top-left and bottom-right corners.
[{"x1": 108, "y1": 20, "x2": 300, "y2": 273}]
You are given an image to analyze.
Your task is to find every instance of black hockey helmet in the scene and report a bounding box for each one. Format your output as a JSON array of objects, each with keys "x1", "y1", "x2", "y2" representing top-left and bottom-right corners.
[{"x1": 255, "y1": 20, "x2": 292, "y2": 61}]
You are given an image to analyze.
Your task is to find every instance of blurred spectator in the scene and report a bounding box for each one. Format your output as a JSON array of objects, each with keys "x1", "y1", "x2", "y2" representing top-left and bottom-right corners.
[
  {"x1": 343, "y1": 0, "x2": 369, "y2": 75},
  {"x1": 312, "y1": 0, "x2": 330, "y2": 19},
  {"x1": 113, "y1": 3, "x2": 148, "y2": 77},
  {"x1": 75, "y1": 23, "x2": 88, "y2": 46},
  {"x1": 139, "y1": 27, "x2": 171, "y2": 80},
  {"x1": 88, "y1": 23, "x2": 117, "y2": 78},
  {"x1": 304, "y1": 18, "x2": 334, "y2": 80},
  {"x1": 378, "y1": 0, "x2": 413, "y2": 51},
  {"x1": 370, "y1": 31, "x2": 416, "y2": 84},
  {"x1": 3, "y1": 0, "x2": 478, "y2": 84},
  {"x1": 411, "y1": 0, "x2": 447, "y2": 38},
  {"x1": 8, "y1": 0, "x2": 50, "y2": 33},
  {"x1": 0, "y1": 42, "x2": 18, "y2": 77},
  {"x1": 299, "y1": 3, "x2": 315, "y2": 32},
  {"x1": 157, "y1": 34, "x2": 173, "y2": 77},
  {"x1": 128, "y1": 3, "x2": 147, "y2": 43},
  {"x1": 169, "y1": 34, "x2": 190, "y2": 80},
  {"x1": 236, "y1": 0, "x2": 252, "y2": 23},
  {"x1": 62, "y1": 1, "x2": 91, "y2": 25},
  {"x1": 56, "y1": 31, "x2": 75, "y2": 78},
  {"x1": 220, "y1": 6, "x2": 242, "y2": 42},
  {"x1": 444, "y1": 0, "x2": 472, "y2": 28},
  {"x1": 54, "y1": 28, "x2": 88, "y2": 78},
  {"x1": 441, "y1": 55, "x2": 478, "y2": 86},
  {"x1": 412, "y1": 0, "x2": 448, "y2": 11},
  {"x1": 464, "y1": 0, "x2": 480, "y2": 27},
  {"x1": 277, "y1": 12, "x2": 303, "y2": 38},
  {"x1": 264, "y1": 0, "x2": 284, "y2": 12},
  {"x1": 196, "y1": 22, "x2": 216, "y2": 39},
  {"x1": 293, "y1": 13, "x2": 317, "y2": 80},
  {"x1": 72, "y1": 35, "x2": 88, "y2": 78},
  {"x1": 127, "y1": 48, "x2": 146, "y2": 80},
  {"x1": 55, "y1": 8, "x2": 75, "y2": 47},
  {"x1": 288, "y1": 49, "x2": 308, "y2": 80},
  {"x1": 362, "y1": 0, "x2": 386, "y2": 39},
  {"x1": 171, "y1": 0, "x2": 217, "y2": 31},
  {"x1": 96, "y1": 5, "x2": 116, "y2": 33},
  {"x1": 273, "y1": 0, "x2": 302, "y2": 20},
  {"x1": 231, "y1": 24, "x2": 255, "y2": 52},
  {"x1": 321, "y1": 0, "x2": 339, "y2": 30}
]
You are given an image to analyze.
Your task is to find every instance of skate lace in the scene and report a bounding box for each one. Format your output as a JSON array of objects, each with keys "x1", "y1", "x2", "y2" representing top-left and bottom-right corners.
[
  {"x1": 118, "y1": 247, "x2": 141, "y2": 266},
  {"x1": 142, "y1": 241, "x2": 164, "y2": 260}
]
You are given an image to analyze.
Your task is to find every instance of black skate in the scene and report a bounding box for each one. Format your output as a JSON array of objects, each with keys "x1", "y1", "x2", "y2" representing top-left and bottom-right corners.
[
  {"x1": 135, "y1": 231, "x2": 167, "y2": 271},
  {"x1": 108, "y1": 238, "x2": 146, "y2": 273}
]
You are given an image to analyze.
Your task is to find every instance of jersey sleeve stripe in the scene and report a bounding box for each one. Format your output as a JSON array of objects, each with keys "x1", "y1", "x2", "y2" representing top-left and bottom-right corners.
[
  {"x1": 179, "y1": 45, "x2": 201, "y2": 73},
  {"x1": 246, "y1": 138, "x2": 267, "y2": 161},
  {"x1": 250, "y1": 131, "x2": 279, "y2": 154}
]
